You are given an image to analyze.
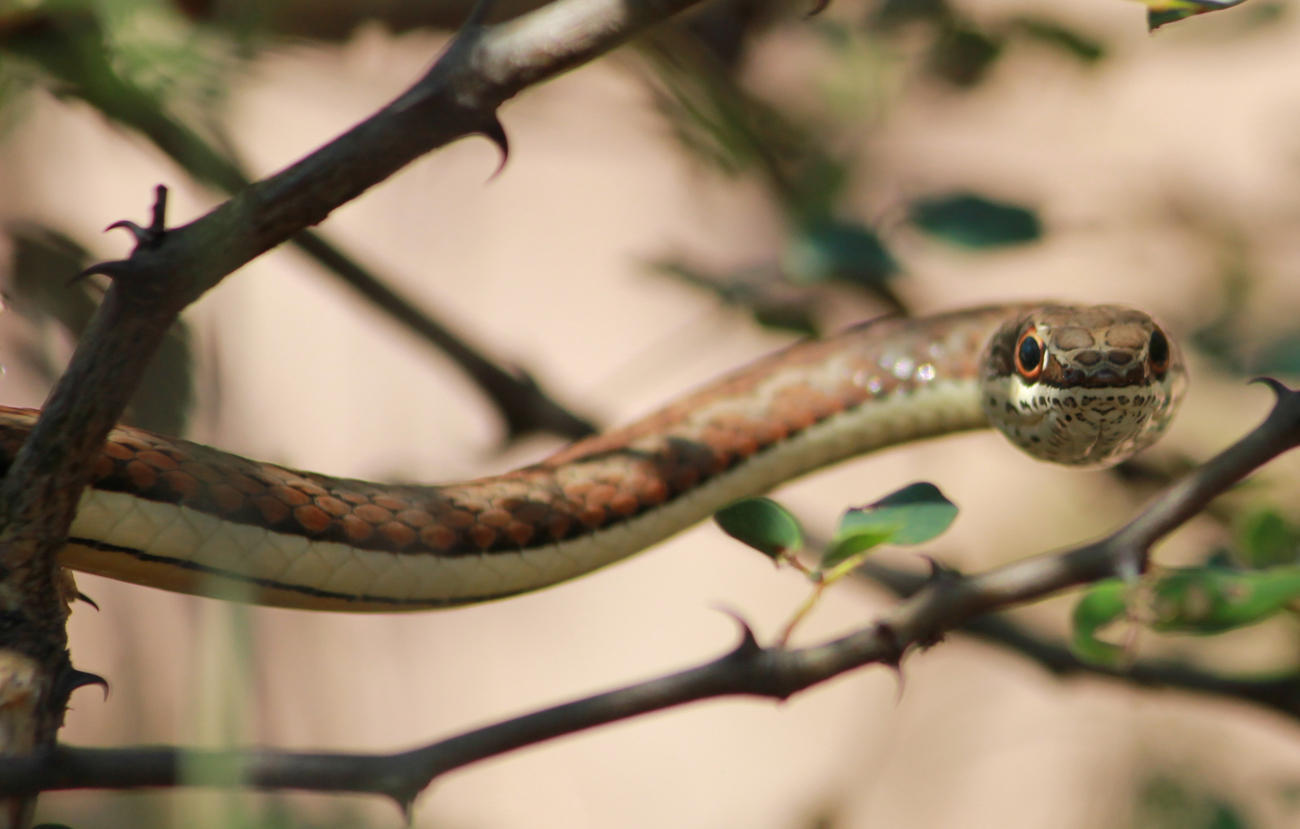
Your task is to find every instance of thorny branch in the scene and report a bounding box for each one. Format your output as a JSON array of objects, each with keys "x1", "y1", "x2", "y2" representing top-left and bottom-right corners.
[
  {"x1": 2, "y1": 381, "x2": 1298, "y2": 813},
  {"x1": 854, "y1": 562, "x2": 1300, "y2": 721},
  {"x1": 0, "y1": 0, "x2": 713, "y2": 823}
]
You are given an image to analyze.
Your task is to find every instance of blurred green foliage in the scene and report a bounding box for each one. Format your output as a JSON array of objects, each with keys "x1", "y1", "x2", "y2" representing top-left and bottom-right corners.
[
  {"x1": 640, "y1": 0, "x2": 1113, "y2": 330},
  {"x1": 1131, "y1": 774, "x2": 1253, "y2": 829}
]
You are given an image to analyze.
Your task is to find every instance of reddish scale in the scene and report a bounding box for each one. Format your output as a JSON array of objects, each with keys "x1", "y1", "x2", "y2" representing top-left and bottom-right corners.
[
  {"x1": 163, "y1": 470, "x2": 201, "y2": 498},
  {"x1": 353, "y1": 503, "x2": 393, "y2": 524},
  {"x1": 397, "y1": 509, "x2": 433, "y2": 528},
  {"x1": 379, "y1": 522, "x2": 417, "y2": 548},
  {"x1": 469, "y1": 525, "x2": 497, "y2": 549},
  {"x1": 505, "y1": 522, "x2": 535, "y2": 546},
  {"x1": 253, "y1": 495, "x2": 290, "y2": 524},
  {"x1": 293, "y1": 505, "x2": 332, "y2": 534},
  {"x1": 419, "y1": 524, "x2": 458, "y2": 551},
  {"x1": 210, "y1": 484, "x2": 245, "y2": 514},
  {"x1": 314, "y1": 495, "x2": 349, "y2": 517},
  {"x1": 270, "y1": 485, "x2": 309, "y2": 507},
  {"x1": 341, "y1": 514, "x2": 373, "y2": 543}
]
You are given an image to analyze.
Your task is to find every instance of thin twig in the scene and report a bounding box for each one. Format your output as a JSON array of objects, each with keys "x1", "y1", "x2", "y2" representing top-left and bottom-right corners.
[
  {"x1": 855, "y1": 561, "x2": 1300, "y2": 721},
  {"x1": 3, "y1": 381, "x2": 1298, "y2": 808}
]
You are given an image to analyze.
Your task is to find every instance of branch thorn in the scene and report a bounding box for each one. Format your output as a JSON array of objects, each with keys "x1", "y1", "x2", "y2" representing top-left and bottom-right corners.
[
  {"x1": 920, "y1": 555, "x2": 960, "y2": 584},
  {"x1": 68, "y1": 259, "x2": 130, "y2": 286},
  {"x1": 481, "y1": 115, "x2": 510, "y2": 180},
  {"x1": 104, "y1": 184, "x2": 170, "y2": 251},
  {"x1": 59, "y1": 667, "x2": 109, "y2": 702},
  {"x1": 712, "y1": 605, "x2": 761, "y2": 657}
]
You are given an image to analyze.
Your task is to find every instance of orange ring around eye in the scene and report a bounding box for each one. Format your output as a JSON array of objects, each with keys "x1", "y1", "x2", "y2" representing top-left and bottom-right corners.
[{"x1": 1015, "y1": 327, "x2": 1045, "y2": 380}]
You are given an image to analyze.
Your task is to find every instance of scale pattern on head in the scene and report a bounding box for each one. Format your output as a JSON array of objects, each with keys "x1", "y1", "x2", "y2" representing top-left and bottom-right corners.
[{"x1": 979, "y1": 304, "x2": 1185, "y2": 467}]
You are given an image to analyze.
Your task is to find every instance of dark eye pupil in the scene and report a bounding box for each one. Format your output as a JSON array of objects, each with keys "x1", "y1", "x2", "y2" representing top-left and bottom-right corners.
[
  {"x1": 1017, "y1": 336, "x2": 1042, "y2": 373},
  {"x1": 1149, "y1": 329, "x2": 1169, "y2": 367}
]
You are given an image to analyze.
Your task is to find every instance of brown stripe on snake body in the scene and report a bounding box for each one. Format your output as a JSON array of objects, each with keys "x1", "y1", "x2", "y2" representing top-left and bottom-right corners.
[{"x1": 0, "y1": 306, "x2": 1021, "y2": 557}]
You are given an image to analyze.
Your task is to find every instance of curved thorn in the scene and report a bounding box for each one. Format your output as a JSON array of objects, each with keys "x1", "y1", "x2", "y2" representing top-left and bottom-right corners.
[
  {"x1": 481, "y1": 116, "x2": 510, "y2": 180},
  {"x1": 396, "y1": 794, "x2": 416, "y2": 827},
  {"x1": 919, "y1": 554, "x2": 959, "y2": 583},
  {"x1": 70, "y1": 260, "x2": 130, "y2": 285},
  {"x1": 1249, "y1": 376, "x2": 1292, "y2": 399},
  {"x1": 104, "y1": 219, "x2": 149, "y2": 243},
  {"x1": 62, "y1": 668, "x2": 110, "y2": 701},
  {"x1": 710, "y1": 604, "x2": 760, "y2": 656},
  {"x1": 890, "y1": 662, "x2": 906, "y2": 704}
]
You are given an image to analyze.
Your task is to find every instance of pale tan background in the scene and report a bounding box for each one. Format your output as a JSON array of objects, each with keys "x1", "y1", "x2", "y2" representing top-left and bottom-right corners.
[{"x1": 3, "y1": 0, "x2": 1300, "y2": 826}]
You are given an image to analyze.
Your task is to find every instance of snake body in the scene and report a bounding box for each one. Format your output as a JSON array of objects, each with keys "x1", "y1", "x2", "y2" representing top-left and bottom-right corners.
[{"x1": 0, "y1": 303, "x2": 1184, "y2": 610}]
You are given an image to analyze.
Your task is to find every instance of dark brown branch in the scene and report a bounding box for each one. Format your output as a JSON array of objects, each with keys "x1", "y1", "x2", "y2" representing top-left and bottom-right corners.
[
  {"x1": 855, "y1": 561, "x2": 1300, "y2": 721},
  {"x1": 4, "y1": 381, "x2": 1299, "y2": 808}
]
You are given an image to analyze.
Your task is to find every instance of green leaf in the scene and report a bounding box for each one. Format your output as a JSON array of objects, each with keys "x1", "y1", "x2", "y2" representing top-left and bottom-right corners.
[
  {"x1": 820, "y1": 527, "x2": 897, "y2": 570},
  {"x1": 1249, "y1": 333, "x2": 1300, "y2": 376},
  {"x1": 1139, "y1": 0, "x2": 1251, "y2": 31},
  {"x1": 1149, "y1": 566, "x2": 1300, "y2": 634},
  {"x1": 908, "y1": 193, "x2": 1042, "y2": 249},
  {"x1": 714, "y1": 497, "x2": 804, "y2": 560},
  {"x1": 927, "y1": 24, "x2": 1004, "y2": 88},
  {"x1": 1011, "y1": 17, "x2": 1107, "y2": 64},
  {"x1": 1235, "y1": 507, "x2": 1300, "y2": 568},
  {"x1": 837, "y1": 482, "x2": 958, "y2": 547},
  {"x1": 1070, "y1": 579, "x2": 1130, "y2": 666},
  {"x1": 782, "y1": 218, "x2": 898, "y2": 287}
]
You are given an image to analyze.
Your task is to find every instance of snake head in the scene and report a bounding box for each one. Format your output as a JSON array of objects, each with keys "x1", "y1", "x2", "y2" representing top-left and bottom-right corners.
[{"x1": 979, "y1": 304, "x2": 1186, "y2": 468}]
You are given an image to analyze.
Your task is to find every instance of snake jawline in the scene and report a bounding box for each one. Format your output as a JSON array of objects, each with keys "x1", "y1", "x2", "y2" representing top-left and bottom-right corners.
[{"x1": 61, "y1": 378, "x2": 987, "y2": 610}]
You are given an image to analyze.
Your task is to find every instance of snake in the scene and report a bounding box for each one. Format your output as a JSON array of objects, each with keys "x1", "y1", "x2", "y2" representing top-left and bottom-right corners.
[{"x1": 0, "y1": 303, "x2": 1185, "y2": 611}]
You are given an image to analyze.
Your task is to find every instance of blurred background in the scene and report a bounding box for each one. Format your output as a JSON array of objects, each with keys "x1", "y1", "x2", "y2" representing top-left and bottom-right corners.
[{"x1": 3, "y1": 0, "x2": 1300, "y2": 826}]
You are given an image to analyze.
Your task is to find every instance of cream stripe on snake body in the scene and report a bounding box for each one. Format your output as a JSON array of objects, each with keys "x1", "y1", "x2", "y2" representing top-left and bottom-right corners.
[{"x1": 64, "y1": 378, "x2": 986, "y2": 610}]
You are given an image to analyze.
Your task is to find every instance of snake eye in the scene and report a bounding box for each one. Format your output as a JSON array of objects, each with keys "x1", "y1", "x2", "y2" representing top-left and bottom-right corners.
[
  {"x1": 1015, "y1": 327, "x2": 1045, "y2": 380},
  {"x1": 1148, "y1": 328, "x2": 1170, "y2": 373}
]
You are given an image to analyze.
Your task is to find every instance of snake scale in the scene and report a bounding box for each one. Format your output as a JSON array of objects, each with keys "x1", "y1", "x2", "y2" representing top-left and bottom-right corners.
[{"x1": 0, "y1": 303, "x2": 1184, "y2": 610}]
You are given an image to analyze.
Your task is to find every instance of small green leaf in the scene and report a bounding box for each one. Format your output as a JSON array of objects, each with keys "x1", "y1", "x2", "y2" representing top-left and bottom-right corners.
[
  {"x1": 1235, "y1": 507, "x2": 1300, "y2": 568},
  {"x1": 782, "y1": 218, "x2": 898, "y2": 287},
  {"x1": 1250, "y1": 333, "x2": 1300, "y2": 377},
  {"x1": 820, "y1": 527, "x2": 897, "y2": 570},
  {"x1": 714, "y1": 497, "x2": 804, "y2": 560},
  {"x1": 837, "y1": 482, "x2": 958, "y2": 547},
  {"x1": 1149, "y1": 566, "x2": 1300, "y2": 634},
  {"x1": 909, "y1": 193, "x2": 1042, "y2": 249},
  {"x1": 1011, "y1": 17, "x2": 1107, "y2": 64},
  {"x1": 927, "y1": 24, "x2": 1003, "y2": 88},
  {"x1": 1070, "y1": 579, "x2": 1130, "y2": 666},
  {"x1": 1140, "y1": 0, "x2": 1251, "y2": 30}
]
